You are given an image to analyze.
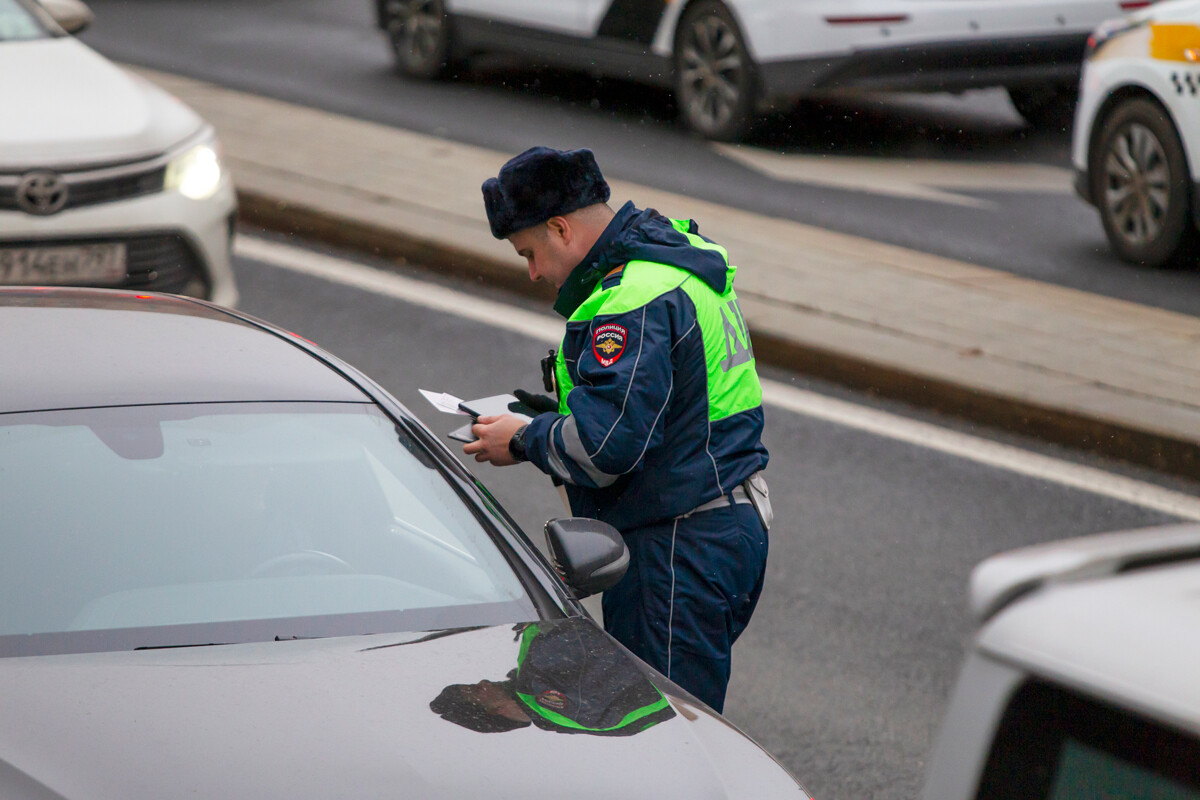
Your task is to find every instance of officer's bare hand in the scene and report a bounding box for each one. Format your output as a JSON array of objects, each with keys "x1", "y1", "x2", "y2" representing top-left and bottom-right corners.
[{"x1": 463, "y1": 414, "x2": 525, "y2": 466}]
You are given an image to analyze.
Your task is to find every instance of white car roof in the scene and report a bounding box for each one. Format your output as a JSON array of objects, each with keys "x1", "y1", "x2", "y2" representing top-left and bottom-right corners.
[{"x1": 973, "y1": 524, "x2": 1200, "y2": 736}]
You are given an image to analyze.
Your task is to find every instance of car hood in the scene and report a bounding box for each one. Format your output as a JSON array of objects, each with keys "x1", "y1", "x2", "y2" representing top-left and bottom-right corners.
[
  {"x1": 0, "y1": 38, "x2": 201, "y2": 168},
  {"x1": 0, "y1": 619, "x2": 807, "y2": 799}
]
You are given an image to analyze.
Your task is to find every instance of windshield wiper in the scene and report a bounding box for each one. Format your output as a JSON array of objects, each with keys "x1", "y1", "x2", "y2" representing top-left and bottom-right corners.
[
  {"x1": 136, "y1": 635, "x2": 324, "y2": 650},
  {"x1": 359, "y1": 626, "x2": 485, "y2": 652},
  {"x1": 134, "y1": 642, "x2": 235, "y2": 651}
]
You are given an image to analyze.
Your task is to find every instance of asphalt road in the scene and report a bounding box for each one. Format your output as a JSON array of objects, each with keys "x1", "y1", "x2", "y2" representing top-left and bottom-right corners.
[
  {"x1": 232, "y1": 236, "x2": 1185, "y2": 800},
  {"x1": 79, "y1": 0, "x2": 1200, "y2": 317}
]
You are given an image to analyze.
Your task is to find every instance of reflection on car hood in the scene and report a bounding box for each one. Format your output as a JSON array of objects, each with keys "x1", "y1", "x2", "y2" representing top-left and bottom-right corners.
[
  {"x1": 0, "y1": 619, "x2": 806, "y2": 799},
  {"x1": 0, "y1": 38, "x2": 200, "y2": 168}
]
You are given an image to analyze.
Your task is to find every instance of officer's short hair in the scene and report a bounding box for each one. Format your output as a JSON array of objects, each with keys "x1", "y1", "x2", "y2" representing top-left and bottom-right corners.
[
  {"x1": 430, "y1": 683, "x2": 532, "y2": 733},
  {"x1": 482, "y1": 146, "x2": 610, "y2": 239}
]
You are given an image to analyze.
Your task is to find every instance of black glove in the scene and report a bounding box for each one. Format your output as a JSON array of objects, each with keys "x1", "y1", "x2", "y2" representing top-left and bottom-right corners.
[{"x1": 513, "y1": 388, "x2": 558, "y2": 415}]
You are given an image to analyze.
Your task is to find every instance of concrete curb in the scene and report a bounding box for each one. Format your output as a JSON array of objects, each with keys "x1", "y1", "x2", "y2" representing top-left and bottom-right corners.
[{"x1": 237, "y1": 188, "x2": 1200, "y2": 483}]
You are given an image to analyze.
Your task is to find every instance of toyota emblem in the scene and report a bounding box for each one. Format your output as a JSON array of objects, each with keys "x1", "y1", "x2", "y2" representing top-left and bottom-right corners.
[{"x1": 16, "y1": 171, "x2": 69, "y2": 216}]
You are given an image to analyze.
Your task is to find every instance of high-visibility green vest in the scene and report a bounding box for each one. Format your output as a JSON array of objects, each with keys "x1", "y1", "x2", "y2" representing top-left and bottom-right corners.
[{"x1": 555, "y1": 222, "x2": 762, "y2": 422}]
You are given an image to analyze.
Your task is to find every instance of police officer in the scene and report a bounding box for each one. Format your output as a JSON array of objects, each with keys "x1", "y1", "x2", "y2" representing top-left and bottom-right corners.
[{"x1": 465, "y1": 146, "x2": 770, "y2": 713}]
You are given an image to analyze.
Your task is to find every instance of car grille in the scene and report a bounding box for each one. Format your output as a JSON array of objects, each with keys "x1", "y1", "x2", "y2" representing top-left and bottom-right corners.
[
  {"x1": 0, "y1": 163, "x2": 167, "y2": 214},
  {"x1": 122, "y1": 235, "x2": 203, "y2": 292},
  {"x1": 65, "y1": 166, "x2": 167, "y2": 211},
  {"x1": 0, "y1": 233, "x2": 207, "y2": 296}
]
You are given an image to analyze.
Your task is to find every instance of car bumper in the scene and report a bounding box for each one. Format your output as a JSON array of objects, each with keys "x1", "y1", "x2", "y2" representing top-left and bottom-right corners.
[
  {"x1": 759, "y1": 32, "x2": 1089, "y2": 100},
  {"x1": 0, "y1": 176, "x2": 238, "y2": 308}
]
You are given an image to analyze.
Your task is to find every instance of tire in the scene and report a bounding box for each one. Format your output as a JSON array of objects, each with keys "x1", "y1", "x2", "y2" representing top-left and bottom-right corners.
[
  {"x1": 673, "y1": 0, "x2": 758, "y2": 141},
  {"x1": 1090, "y1": 98, "x2": 1200, "y2": 269},
  {"x1": 1007, "y1": 84, "x2": 1078, "y2": 131},
  {"x1": 383, "y1": 0, "x2": 453, "y2": 80}
]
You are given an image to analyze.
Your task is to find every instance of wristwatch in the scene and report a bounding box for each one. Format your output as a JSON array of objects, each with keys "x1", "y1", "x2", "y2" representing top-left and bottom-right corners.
[{"x1": 508, "y1": 424, "x2": 529, "y2": 462}]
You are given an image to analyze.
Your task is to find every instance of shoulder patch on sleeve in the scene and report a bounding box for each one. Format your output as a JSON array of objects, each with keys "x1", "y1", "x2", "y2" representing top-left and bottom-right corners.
[{"x1": 592, "y1": 323, "x2": 628, "y2": 367}]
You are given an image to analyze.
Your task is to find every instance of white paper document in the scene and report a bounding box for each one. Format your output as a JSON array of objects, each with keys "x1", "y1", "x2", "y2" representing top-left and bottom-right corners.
[
  {"x1": 419, "y1": 390, "x2": 537, "y2": 443},
  {"x1": 418, "y1": 389, "x2": 472, "y2": 416}
]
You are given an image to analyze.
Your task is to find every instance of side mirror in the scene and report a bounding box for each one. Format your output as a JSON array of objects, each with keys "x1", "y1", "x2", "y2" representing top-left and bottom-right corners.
[
  {"x1": 544, "y1": 518, "x2": 628, "y2": 599},
  {"x1": 38, "y1": 0, "x2": 94, "y2": 34}
]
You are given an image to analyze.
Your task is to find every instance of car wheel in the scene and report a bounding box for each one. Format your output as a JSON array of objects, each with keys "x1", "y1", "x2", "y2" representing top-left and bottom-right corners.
[
  {"x1": 1090, "y1": 98, "x2": 1199, "y2": 268},
  {"x1": 383, "y1": 0, "x2": 453, "y2": 79},
  {"x1": 674, "y1": 0, "x2": 757, "y2": 141},
  {"x1": 1008, "y1": 84, "x2": 1077, "y2": 131}
]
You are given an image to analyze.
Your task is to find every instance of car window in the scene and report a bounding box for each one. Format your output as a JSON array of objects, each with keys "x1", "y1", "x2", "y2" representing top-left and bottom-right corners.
[
  {"x1": 974, "y1": 679, "x2": 1200, "y2": 800},
  {"x1": 0, "y1": 402, "x2": 538, "y2": 656},
  {"x1": 0, "y1": 0, "x2": 48, "y2": 40}
]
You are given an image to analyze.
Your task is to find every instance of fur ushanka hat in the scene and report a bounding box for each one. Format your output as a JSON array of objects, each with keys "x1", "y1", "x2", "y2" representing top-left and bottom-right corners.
[{"x1": 482, "y1": 146, "x2": 611, "y2": 239}]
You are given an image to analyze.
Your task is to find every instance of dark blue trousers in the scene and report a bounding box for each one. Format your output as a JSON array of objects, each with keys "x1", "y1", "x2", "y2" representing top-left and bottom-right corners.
[{"x1": 601, "y1": 501, "x2": 768, "y2": 713}]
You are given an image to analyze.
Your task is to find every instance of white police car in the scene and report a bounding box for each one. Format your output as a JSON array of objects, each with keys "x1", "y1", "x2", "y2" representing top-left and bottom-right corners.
[
  {"x1": 1072, "y1": 0, "x2": 1200, "y2": 268},
  {"x1": 0, "y1": 0, "x2": 238, "y2": 306},
  {"x1": 921, "y1": 524, "x2": 1200, "y2": 800},
  {"x1": 378, "y1": 0, "x2": 1162, "y2": 140}
]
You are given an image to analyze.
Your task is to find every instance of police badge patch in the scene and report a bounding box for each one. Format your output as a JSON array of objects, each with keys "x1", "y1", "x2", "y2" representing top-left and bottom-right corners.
[
  {"x1": 537, "y1": 689, "x2": 568, "y2": 710},
  {"x1": 592, "y1": 323, "x2": 628, "y2": 367}
]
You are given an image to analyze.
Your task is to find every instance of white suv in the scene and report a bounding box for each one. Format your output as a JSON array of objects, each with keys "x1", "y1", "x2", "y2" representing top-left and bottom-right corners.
[
  {"x1": 0, "y1": 0, "x2": 237, "y2": 306},
  {"x1": 378, "y1": 0, "x2": 1162, "y2": 141},
  {"x1": 921, "y1": 524, "x2": 1200, "y2": 800}
]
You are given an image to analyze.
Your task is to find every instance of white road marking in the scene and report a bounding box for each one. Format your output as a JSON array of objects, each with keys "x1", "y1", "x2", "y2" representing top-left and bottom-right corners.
[
  {"x1": 236, "y1": 234, "x2": 1200, "y2": 521},
  {"x1": 236, "y1": 235, "x2": 562, "y2": 344},
  {"x1": 714, "y1": 144, "x2": 1074, "y2": 209},
  {"x1": 759, "y1": 383, "x2": 1200, "y2": 521}
]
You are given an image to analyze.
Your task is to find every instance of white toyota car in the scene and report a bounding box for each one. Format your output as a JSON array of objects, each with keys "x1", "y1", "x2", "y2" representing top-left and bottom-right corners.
[
  {"x1": 378, "y1": 0, "x2": 1162, "y2": 140},
  {"x1": 1072, "y1": 0, "x2": 1200, "y2": 268},
  {"x1": 0, "y1": 0, "x2": 238, "y2": 306}
]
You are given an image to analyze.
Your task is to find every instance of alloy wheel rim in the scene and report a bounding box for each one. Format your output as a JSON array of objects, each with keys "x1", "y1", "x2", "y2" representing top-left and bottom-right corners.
[
  {"x1": 679, "y1": 14, "x2": 744, "y2": 131},
  {"x1": 387, "y1": 0, "x2": 443, "y2": 66},
  {"x1": 1104, "y1": 122, "x2": 1171, "y2": 246}
]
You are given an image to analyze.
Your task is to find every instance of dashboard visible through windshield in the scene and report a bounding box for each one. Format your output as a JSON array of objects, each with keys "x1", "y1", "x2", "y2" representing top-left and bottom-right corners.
[{"x1": 0, "y1": 402, "x2": 537, "y2": 656}]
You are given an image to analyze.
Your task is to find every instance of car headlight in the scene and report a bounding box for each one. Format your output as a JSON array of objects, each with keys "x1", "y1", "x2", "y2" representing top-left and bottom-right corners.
[
  {"x1": 1085, "y1": 17, "x2": 1148, "y2": 59},
  {"x1": 165, "y1": 138, "x2": 224, "y2": 200}
]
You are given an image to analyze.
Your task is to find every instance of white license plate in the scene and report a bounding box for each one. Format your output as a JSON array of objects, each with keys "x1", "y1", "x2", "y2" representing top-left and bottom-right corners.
[{"x1": 0, "y1": 243, "x2": 127, "y2": 285}]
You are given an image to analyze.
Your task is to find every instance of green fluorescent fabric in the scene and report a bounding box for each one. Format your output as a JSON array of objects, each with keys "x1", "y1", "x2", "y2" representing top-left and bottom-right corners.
[{"x1": 555, "y1": 253, "x2": 761, "y2": 422}]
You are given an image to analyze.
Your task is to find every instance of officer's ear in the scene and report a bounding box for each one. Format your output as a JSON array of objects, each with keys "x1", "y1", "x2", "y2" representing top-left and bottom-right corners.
[{"x1": 545, "y1": 215, "x2": 571, "y2": 246}]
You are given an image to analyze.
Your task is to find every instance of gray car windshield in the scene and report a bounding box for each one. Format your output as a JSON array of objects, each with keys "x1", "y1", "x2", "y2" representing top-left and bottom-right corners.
[
  {"x1": 0, "y1": 0, "x2": 49, "y2": 40},
  {"x1": 0, "y1": 403, "x2": 536, "y2": 656}
]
